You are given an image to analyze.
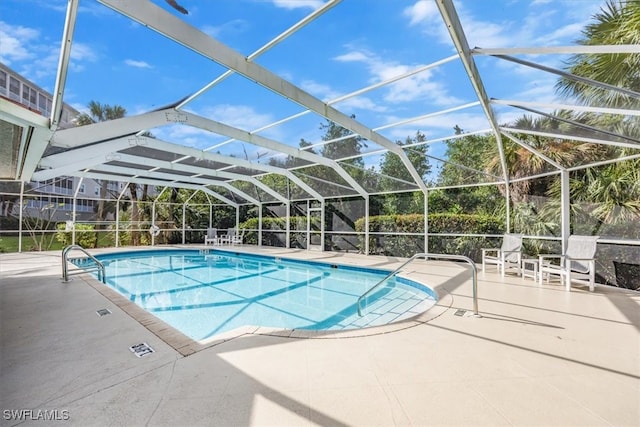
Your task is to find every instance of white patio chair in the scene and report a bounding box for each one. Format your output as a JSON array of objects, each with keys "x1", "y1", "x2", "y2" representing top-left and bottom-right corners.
[
  {"x1": 230, "y1": 228, "x2": 245, "y2": 245},
  {"x1": 539, "y1": 235, "x2": 599, "y2": 291},
  {"x1": 204, "y1": 228, "x2": 218, "y2": 245},
  {"x1": 218, "y1": 228, "x2": 232, "y2": 245},
  {"x1": 481, "y1": 233, "x2": 523, "y2": 277}
]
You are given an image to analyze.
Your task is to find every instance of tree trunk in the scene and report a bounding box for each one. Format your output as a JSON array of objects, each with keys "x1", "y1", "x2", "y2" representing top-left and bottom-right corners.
[{"x1": 129, "y1": 183, "x2": 140, "y2": 246}]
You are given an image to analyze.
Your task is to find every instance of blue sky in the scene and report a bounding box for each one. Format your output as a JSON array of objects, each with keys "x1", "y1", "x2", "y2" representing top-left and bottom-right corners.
[{"x1": 0, "y1": 0, "x2": 604, "y2": 173}]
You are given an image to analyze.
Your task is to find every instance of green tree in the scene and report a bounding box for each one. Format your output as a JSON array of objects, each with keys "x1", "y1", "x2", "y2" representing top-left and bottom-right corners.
[
  {"x1": 318, "y1": 116, "x2": 366, "y2": 168},
  {"x1": 292, "y1": 118, "x2": 367, "y2": 198},
  {"x1": 434, "y1": 127, "x2": 502, "y2": 216},
  {"x1": 552, "y1": 0, "x2": 640, "y2": 239},
  {"x1": 378, "y1": 131, "x2": 430, "y2": 215},
  {"x1": 556, "y1": 0, "x2": 640, "y2": 109}
]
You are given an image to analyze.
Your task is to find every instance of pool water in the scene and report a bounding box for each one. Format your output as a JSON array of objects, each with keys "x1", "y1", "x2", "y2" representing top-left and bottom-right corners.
[{"x1": 93, "y1": 250, "x2": 437, "y2": 342}]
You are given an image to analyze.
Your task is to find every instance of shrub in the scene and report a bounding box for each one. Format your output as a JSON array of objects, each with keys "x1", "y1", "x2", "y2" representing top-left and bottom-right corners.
[
  {"x1": 355, "y1": 213, "x2": 505, "y2": 260},
  {"x1": 55, "y1": 223, "x2": 97, "y2": 248},
  {"x1": 240, "y1": 217, "x2": 313, "y2": 247}
]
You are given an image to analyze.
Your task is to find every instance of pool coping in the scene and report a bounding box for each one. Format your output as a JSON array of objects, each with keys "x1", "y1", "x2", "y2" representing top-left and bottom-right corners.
[{"x1": 79, "y1": 247, "x2": 454, "y2": 356}]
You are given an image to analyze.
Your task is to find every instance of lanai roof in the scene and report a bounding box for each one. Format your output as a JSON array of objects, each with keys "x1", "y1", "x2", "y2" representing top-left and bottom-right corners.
[{"x1": 1, "y1": 0, "x2": 639, "y2": 205}]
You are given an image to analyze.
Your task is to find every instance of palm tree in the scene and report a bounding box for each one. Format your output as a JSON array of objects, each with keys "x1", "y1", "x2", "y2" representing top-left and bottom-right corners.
[
  {"x1": 488, "y1": 114, "x2": 605, "y2": 202},
  {"x1": 76, "y1": 101, "x2": 127, "y2": 247},
  {"x1": 554, "y1": 0, "x2": 640, "y2": 235},
  {"x1": 556, "y1": 0, "x2": 640, "y2": 109}
]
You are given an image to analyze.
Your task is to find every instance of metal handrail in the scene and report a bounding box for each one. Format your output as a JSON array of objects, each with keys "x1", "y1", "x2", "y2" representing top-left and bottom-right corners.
[
  {"x1": 356, "y1": 253, "x2": 479, "y2": 317},
  {"x1": 62, "y1": 245, "x2": 106, "y2": 283}
]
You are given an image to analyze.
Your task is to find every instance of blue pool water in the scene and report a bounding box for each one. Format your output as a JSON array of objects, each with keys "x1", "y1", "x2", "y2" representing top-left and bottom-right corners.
[{"x1": 93, "y1": 250, "x2": 437, "y2": 342}]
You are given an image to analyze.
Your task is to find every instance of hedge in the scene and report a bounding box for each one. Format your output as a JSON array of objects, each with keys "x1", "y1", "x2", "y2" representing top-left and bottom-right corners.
[{"x1": 355, "y1": 213, "x2": 505, "y2": 260}]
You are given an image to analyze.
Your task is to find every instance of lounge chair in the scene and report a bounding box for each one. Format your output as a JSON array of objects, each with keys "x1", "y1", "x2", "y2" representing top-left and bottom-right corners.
[
  {"x1": 481, "y1": 233, "x2": 523, "y2": 276},
  {"x1": 539, "y1": 235, "x2": 599, "y2": 291},
  {"x1": 204, "y1": 228, "x2": 218, "y2": 245}
]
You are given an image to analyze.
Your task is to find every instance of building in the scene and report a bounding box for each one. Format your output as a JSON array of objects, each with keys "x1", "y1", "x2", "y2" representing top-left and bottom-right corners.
[{"x1": 1, "y1": 62, "x2": 155, "y2": 221}]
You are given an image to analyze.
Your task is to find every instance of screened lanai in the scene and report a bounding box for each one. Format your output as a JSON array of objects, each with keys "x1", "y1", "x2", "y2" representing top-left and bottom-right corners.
[{"x1": 0, "y1": 0, "x2": 639, "y2": 288}]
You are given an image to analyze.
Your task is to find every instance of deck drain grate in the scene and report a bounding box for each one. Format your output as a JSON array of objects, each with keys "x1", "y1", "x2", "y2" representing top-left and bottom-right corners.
[
  {"x1": 454, "y1": 309, "x2": 467, "y2": 316},
  {"x1": 96, "y1": 308, "x2": 112, "y2": 317},
  {"x1": 130, "y1": 343, "x2": 154, "y2": 358}
]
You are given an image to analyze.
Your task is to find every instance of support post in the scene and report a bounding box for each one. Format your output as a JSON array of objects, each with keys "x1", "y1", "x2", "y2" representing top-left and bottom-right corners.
[
  {"x1": 560, "y1": 169, "x2": 571, "y2": 253},
  {"x1": 505, "y1": 182, "x2": 511, "y2": 232},
  {"x1": 151, "y1": 202, "x2": 157, "y2": 247},
  {"x1": 258, "y1": 205, "x2": 263, "y2": 247},
  {"x1": 364, "y1": 196, "x2": 370, "y2": 255},
  {"x1": 18, "y1": 181, "x2": 24, "y2": 253},
  {"x1": 115, "y1": 199, "x2": 120, "y2": 248},
  {"x1": 285, "y1": 202, "x2": 291, "y2": 249},
  {"x1": 321, "y1": 201, "x2": 326, "y2": 252},
  {"x1": 424, "y1": 191, "x2": 429, "y2": 253},
  {"x1": 182, "y1": 203, "x2": 187, "y2": 244}
]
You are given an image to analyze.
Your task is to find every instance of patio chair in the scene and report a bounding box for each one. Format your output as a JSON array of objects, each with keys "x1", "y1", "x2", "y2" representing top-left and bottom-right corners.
[
  {"x1": 204, "y1": 228, "x2": 218, "y2": 245},
  {"x1": 538, "y1": 235, "x2": 599, "y2": 291},
  {"x1": 226, "y1": 227, "x2": 244, "y2": 245},
  {"x1": 481, "y1": 233, "x2": 523, "y2": 277},
  {"x1": 232, "y1": 228, "x2": 245, "y2": 245}
]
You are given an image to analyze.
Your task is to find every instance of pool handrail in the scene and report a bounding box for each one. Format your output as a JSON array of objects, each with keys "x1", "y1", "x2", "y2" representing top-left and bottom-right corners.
[
  {"x1": 356, "y1": 253, "x2": 478, "y2": 317},
  {"x1": 62, "y1": 245, "x2": 106, "y2": 284}
]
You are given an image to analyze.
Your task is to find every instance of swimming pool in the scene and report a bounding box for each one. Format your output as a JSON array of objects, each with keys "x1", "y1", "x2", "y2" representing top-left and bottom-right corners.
[{"x1": 93, "y1": 250, "x2": 437, "y2": 342}]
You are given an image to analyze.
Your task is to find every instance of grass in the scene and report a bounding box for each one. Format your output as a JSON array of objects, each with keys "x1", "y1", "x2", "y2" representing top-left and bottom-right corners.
[
  {"x1": 0, "y1": 235, "x2": 65, "y2": 253},
  {"x1": 0, "y1": 233, "x2": 114, "y2": 253}
]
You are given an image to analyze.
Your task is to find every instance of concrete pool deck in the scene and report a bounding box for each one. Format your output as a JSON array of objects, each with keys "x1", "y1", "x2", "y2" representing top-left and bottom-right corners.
[{"x1": 1, "y1": 245, "x2": 639, "y2": 426}]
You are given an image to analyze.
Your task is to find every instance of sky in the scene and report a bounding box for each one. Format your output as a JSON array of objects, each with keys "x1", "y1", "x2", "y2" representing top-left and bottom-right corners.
[{"x1": 0, "y1": 0, "x2": 605, "y2": 178}]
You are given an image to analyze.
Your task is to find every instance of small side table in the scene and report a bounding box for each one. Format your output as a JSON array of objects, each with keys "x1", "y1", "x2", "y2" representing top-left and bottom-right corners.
[{"x1": 521, "y1": 258, "x2": 539, "y2": 281}]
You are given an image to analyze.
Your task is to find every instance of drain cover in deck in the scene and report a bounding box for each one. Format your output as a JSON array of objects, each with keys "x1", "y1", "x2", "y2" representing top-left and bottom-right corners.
[
  {"x1": 454, "y1": 309, "x2": 467, "y2": 316},
  {"x1": 96, "y1": 308, "x2": 112, "y2": 317},
  {"x1": 130, "y1": 343, "x2": 154, "y2": 357}
]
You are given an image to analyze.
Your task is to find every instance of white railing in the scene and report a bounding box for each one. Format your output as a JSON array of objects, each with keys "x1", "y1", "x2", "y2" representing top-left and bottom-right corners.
[
  {"x1": 356, "y1": 252, "x2": 479, "y2": 317},
  {"x1": 62, "y1": 245, "x2": 105, "y2": 283}
]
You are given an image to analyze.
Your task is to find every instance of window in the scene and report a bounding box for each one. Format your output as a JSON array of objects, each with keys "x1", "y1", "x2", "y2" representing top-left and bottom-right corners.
[
  {"x1": 29, "y1": 88, "x2": 37, "y2": 106},
  {"x1": 0, "y1": 70, "x2": 6, "y2": 93},
  {"x1": 38, "y1": 93, "x2": 48, "y2": 111},
  {"x1": 9, "y1": 76, "x2": 20, "y2": 100},
  {"x1": 94, "y1": 187, "x2": 99, "y2": 195},
  {"x1": 56, "y1": 178, "x2": 73, "y2": 195},
  {"x1": 79, "y1": 184, "x2": 85, "y2": 194},
  {"x1": 20, "y1": 85, "x2": 38, "y2": 109}
]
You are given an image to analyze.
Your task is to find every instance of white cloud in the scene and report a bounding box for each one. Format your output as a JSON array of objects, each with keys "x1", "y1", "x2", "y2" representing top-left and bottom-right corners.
[
  {"x1": 300, "y1": 80, "x2": 339, "y2": 101},
  {"x1": 271, "y1": 0, "x2": 324, "y2": 10},
  {"x1": 512, "y1": 78, "x2": 562, "y2": 104},
  {"x1": 402, "y1": 0, "x2": 592, "y2": 49},
  {"x1": 462, "y1": 18, "x2": 512, "y2": 48},
  {"x1": 300, "y1": 79, "x2": 386, "y2": 112},
  {"x1": 531, "y1": 0, "x2": 553, "y2": 5},
  {"x1": 154, "y1": 124, "x2": 216, "y2": 149},
  {"x1": 0, "y1": 20, "x2": 98, "y2": 80},
  {"x1": 334, "y1": 51, "x2": 369, "y2": 62},
  {"x1": 386, "y1": 112, "x2": 491, "y2": 140},
  {"x1": 402, "y1": 1, "x2": 514, "y2": 48},
  {"x1": 202, "y1": 19, "x2": 249, "y2": 39},
  {"x1": 403, "y1": 0, "x2": 439, "y2": 26},
  {"x1": 334, "y1": 96, "x2": 388, "y2": 113},
  {"x1": 534, "y1": 22, "x2": 585, "y2": 45},
  {"x1": 124, "y1": 59, "x2": 152, "y2": 69},
  {"x1": 202, "y1": 104, "x2": 275, "y2": 132},
  {"x1": 333, "y1": 48, "x2": 460, "y2": 106},
  {"x1": 0, "y1": 21, "x2": 39, "y2": 64}
]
